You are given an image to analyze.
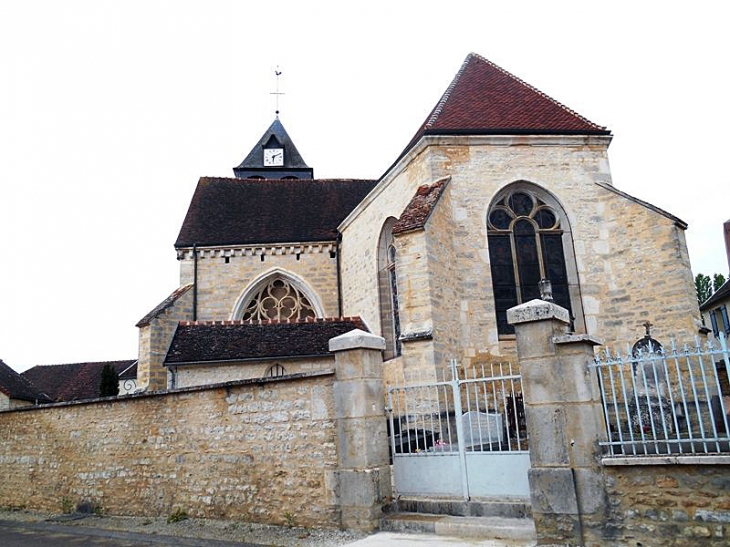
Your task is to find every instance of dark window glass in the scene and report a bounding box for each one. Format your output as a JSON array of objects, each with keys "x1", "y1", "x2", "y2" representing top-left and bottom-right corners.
[
  {"x1": 710, "y1": 310, "x2": 719, "y2": 337},
  {"x1": 489, "y1": 209, "x2": 512, "y2": 230},
  {"x1": 719, "y1": 306, "x2": 729, "y2": 335},
  {"x1": 509, "y1": 192, "x2": 533, "y2": 216},
  {"x1": 488, "y1": 189, "x2": 573, "y2": 335}
]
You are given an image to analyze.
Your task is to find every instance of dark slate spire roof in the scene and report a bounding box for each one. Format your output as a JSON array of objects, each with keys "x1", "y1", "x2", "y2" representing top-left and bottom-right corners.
[
  {"x1": 0, "y1": 359, "x2": 52, "y2": 403},
  {"x1": 175, "y1": 177, "x2": 377, "y2": 248},
  {"x1": 164, "y1": 318, "x2": 368, "y2": 365},
  {"x1": 399, "y1": 53, "x2": 610, "y2": 161},
  {"x1": 233, "y1": 117, "x2": 314, "y2": 179}
]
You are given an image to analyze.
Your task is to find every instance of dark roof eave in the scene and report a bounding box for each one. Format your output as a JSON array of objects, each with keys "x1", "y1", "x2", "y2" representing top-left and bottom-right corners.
[
  {"x1": 174, "y1": 237, "x2": 340, "y2": 250},
  {"x1": 422, "y1": 128, "x2": 612, "y2": 137},
  {"x1": 165, "y1": 353, "x2": 334, "y2": 367},
  {"x1": 700, "y1": 279, "x2": 730, "y2": 311}
]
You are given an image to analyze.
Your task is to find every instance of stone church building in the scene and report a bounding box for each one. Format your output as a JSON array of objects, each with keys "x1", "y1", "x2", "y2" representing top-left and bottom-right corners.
[{"x1": 135, "y1": 52, "x2": 701, "y2": 392}]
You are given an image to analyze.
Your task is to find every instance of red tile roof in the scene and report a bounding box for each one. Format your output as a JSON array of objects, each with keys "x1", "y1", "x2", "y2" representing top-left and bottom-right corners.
[
  {"x1": 401, "y1": 53, "x2": 609, "y2": 160},
  {"x1": 164, "y1": 317, "x2": 368, "y2": 364},
  {"x1": 393, "y1": 177, "x2": 450, "y2": 235},
  {"x1": 175, "y1": 178, "x2": 377, "y2": 248},
  {"x1": 21, "y1": 360, "x2": 136, "y2": 402}
]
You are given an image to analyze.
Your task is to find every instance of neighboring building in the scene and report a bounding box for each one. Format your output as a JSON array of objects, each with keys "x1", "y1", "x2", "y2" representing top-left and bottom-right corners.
[
  {"x1": 0, "y1": 359, "x2": 52, "y2": 410},
  {"x1": 132, "y1": 52, "x2": 701, "y2": 391},
  {"x1": 700, "y1": 219, "x2": 730, "y2": 340},
  {"x1": 21, "y1": 360, "x2": 137, "y2": 402}
]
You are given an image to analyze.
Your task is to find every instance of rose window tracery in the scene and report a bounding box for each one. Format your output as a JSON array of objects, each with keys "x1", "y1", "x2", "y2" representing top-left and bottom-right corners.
[{"x1": 241, "y1": 278, "x2": 316, "y2": 321}]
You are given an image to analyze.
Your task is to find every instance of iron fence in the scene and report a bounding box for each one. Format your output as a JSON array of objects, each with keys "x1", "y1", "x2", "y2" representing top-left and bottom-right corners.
[
  {"x1": 386, "y1": 360, "x2": 527, "y2": 456},
  {"x1": 591, "y1": 333, "x2": 730, "y2": 456}
]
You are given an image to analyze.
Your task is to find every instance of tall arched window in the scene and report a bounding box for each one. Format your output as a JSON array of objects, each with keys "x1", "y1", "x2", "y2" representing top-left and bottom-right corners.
[
  {"x1": 239, "y1": 277, "x2": 316, "y2": 321},
  {"x1": 488, "y1": 185, "x2": 580, "y2": 335},
  {"x1": 378, "y1": 218, "x2": 401, "y2": 360}
]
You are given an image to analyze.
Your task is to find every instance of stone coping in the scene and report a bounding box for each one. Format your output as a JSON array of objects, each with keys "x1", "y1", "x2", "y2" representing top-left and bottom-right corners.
[
  {"x1": 602, "y1": 454, "x2": 730, "y2": 466},
  {"x1": 0, "y1": 370, "x2": 335, "y2": 413}
]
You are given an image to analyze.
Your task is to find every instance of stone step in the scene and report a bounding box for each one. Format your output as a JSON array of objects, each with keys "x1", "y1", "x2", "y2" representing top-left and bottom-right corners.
[
  {"x1": 387, "y1": 496, "x2": 532, "y2": 519},
  {"x1": 381, "y1": 512, "x2": 537, "y2": 543}
]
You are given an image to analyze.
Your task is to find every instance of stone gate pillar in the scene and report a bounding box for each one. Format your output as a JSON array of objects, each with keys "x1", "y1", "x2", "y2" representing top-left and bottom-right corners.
[
  {"x1": 508, "y1": 299, "x2": 608, "y2": 546},
  {"x1": 329, "y1": 329, "x2": 392, "y2": 531}
]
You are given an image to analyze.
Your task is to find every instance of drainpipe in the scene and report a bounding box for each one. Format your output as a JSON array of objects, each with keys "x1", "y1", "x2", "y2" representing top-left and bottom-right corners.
[
  {"x1": 336, "y1": 233, "x2": 343, "y2": 317},
  {"x1": 193, "y1": 244, "x2": 198, "y2": 321}
]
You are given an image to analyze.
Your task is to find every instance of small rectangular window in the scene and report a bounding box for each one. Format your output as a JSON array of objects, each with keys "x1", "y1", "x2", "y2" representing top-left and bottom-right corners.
[
  {"x1": 710, "y1": 310, "x2": 719, "y2": 337},
  {"x1": 719, "y1": 305, "x2": 730, "y2": 335}
]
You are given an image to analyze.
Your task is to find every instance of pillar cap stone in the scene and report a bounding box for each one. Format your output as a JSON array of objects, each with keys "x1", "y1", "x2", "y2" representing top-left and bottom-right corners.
[
  {"x1": 507, "y1": 299, "x2": 570, "y2": 326},
  {"x1": 553, "y1": 333, "x2": 603, "y2": 346},
  {"x1": 329, "y1": 329, "x2": 386, "y2": 352}
]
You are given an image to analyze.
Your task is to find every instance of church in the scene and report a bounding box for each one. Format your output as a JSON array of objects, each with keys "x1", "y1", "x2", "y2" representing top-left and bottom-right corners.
[{"x1": 133, "y1": 52, "x2": 701, "y2": 393}]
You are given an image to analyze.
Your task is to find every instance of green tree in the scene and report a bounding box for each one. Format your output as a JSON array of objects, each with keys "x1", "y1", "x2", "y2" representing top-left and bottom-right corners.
[
  {"x1": 696, "y1": 273, "x2": 712, "y2": 306},
  {"x1": 713, "y1": 273, "x2": 726, "y2": 292},
  {"x1": 99, "y1": 363, "x2": 119, "y2": 397},
  {"x1": 696, "y1": 272, "x2": 728, "y2": 306}
]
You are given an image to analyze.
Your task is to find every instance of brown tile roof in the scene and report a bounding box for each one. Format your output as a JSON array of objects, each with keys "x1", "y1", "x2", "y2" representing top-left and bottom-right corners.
[
  {"x1": 393, "y1": 177, "x2": 450, "y2": 235},
  {"x1": 164, "y1": 317, "x2": 368, "y2": 365},
  {"x1": 136, "y1": 284, "x2": 194, "y2": 327},
  {"x1": 399, "y1": 53, "x2": 609, "y2": 162},
  {"x1": 21, "y1": 359, "x2": 137, "y2": 402},
  {"x1": 175, "y1": 178, "x2": 377, "y2": 248},
  {"x1": 0, "y1": 360, "x2": 52, "y2": 403}
]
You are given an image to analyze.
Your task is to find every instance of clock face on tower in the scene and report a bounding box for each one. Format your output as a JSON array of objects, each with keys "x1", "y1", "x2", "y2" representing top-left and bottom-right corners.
[{"x1": 263, "y1": 148, "x2": 284, "y2": 167}]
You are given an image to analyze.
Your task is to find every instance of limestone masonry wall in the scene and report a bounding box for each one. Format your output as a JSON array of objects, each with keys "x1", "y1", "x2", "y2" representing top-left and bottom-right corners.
[
  {"x1": 0, "y1": 373, "x2": 340, "y2": 528},
  {"x1": 180, "y1": 246, "x2": 339, "y2": 321},
  {"x1": 173, "y1": 357, "x2": 334, "y2": 388},
  {"x1": 344, "y1": 136, "x2": 700, "y2": 377},
  {"x1": 137, "y1": 288, "x2": 194, "y2": 391},
  {"x1": 603, "y1": 464, "x2": 730, "y2": 546}
]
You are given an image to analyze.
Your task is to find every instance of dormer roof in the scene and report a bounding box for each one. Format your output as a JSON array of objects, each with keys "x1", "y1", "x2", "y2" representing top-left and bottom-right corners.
[
  {"x1": 401, "y1": 53, "x2": 609, "y2": 159},
  {"x1": 233, "y1": 117, "x2": 313, "y2": 179}
]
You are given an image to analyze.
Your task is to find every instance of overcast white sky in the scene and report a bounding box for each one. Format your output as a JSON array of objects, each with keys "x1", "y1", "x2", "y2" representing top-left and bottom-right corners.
[{"x1": 1, "y1": 1, "x2": 728, "y2": 371}]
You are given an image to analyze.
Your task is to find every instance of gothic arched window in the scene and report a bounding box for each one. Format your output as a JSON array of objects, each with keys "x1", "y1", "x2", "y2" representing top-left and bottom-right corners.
[
  {"x1": 240, "y1": 277, "x2": 316, "y2": 321},
  {"x1": 378, "y1": 218, "x2": 401, "y2": 360},
  {"x1": 488, "y1": 186, "x2": 578, "y2": 335}
]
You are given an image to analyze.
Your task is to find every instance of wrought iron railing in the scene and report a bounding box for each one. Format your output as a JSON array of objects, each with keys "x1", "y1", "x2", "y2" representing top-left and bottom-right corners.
[{"x1": 591, "y1": 333, "x2": 730, "y2": 456}]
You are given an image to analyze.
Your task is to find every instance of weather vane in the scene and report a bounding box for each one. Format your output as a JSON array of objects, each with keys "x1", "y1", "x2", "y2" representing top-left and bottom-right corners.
[{"x1": 271, "y1": 66, "x2": 284, "y2": 116}]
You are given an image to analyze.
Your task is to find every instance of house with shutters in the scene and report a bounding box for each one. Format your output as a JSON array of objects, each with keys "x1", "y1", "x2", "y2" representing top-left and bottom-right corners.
[{"x1": 129, "y1": 52, "x2": 701, "y2": 391}]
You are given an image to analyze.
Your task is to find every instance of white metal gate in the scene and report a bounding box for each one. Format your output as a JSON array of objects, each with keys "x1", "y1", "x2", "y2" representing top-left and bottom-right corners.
[{"x1": 386, "y1": 360, "x2": 530, "y2": 500}]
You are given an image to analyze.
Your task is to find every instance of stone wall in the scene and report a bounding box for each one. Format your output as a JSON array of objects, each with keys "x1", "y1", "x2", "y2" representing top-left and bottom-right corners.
[
  {"x1": 173, "y1": 357, "x2": 334, "y2": 389},
  {"x1": 178, "y1": 244, "x2": 339, "y2": 321},
  {"x1": 602, "y1": 463, "x2": 730, "y2": 546},
  {"x1": 137, "y1": 288, "x2": 194, "y2": 391},
  {"x1": 342, "y1": 135, "x2": 701, "y2": 375},
  {"x1": 0, "y1": 373, "x2": 340, "y2": 528},
  {"x1": 0, "y1": 393, "x2": 32, "y2": 411}
]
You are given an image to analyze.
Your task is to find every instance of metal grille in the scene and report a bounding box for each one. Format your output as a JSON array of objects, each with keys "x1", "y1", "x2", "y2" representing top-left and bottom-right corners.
[
  {"x1": 386, "y1": 360, "x2": 527, "y2": 455},
  {"x1": 591, "y1": 333, "x2": 730, "y2": 456},
  {"x1": 385, "y1": 360, "x2": 529, "y2": 499}
]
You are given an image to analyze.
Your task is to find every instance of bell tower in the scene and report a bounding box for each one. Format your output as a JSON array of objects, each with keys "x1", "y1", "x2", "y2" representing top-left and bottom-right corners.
[{"x1": 233, "y1": 117, "x2": 314, "y2": 180}]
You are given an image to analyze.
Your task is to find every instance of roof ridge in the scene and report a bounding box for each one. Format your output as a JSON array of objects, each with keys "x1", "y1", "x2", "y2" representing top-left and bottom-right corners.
[
  {"x1": 26, "y1": 359, "x2": 136, "y2": 369},
  {"x1": 179, "y1": 317, "x2": 363, "y2": 327},
  {"x1": 425, "y1": 55, "x2": 471, "y2": 129},
  {"x1": 468, "y1": 52, "x2": 606, "y2": 131}
]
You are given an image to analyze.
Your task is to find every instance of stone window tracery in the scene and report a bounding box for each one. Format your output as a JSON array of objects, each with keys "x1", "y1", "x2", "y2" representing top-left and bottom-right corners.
[
  {"x1": 241, "y1": 278, "x2": 316, "y2": 321},
  {"x1": 488, "y1": 188, "x2": 574, "y2": 335}
]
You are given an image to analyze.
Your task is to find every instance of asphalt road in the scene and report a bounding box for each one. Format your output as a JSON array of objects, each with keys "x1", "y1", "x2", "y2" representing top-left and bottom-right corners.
[{"x1": 0, "y1": 519, "x2": 265, "y2": 547}]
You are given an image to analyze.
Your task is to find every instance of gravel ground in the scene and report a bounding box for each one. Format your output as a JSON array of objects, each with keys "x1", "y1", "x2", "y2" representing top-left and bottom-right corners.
[{"x1": 0, "y1": 508, "x2": 368, "y2": 547}]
